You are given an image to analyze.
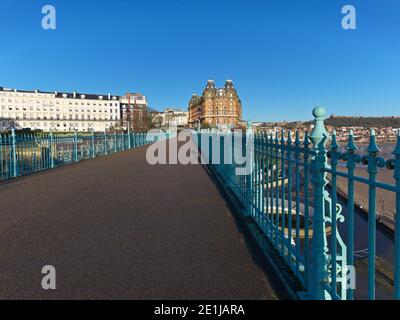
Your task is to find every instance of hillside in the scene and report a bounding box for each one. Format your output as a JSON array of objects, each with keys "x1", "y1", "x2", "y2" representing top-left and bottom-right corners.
[
  {"x1": 301, "y1": 115, "x2": 400, "y2": 128},
  {"x1": 324, "y1": 116, "x2": 400, "y2": 128}
]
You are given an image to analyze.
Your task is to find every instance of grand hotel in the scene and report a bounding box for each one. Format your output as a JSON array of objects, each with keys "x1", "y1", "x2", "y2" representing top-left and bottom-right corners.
[{"x1": 188, "y1": 80, "x2": 243, "y2": 128}]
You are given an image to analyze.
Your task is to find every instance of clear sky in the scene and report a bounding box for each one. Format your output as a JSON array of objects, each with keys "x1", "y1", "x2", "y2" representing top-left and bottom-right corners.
[{"x1": 0, "y1": 0, "x2": 399, "y2": 122}]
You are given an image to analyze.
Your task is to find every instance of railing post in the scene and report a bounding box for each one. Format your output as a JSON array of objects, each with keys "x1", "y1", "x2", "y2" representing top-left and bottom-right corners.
[
  {"x1": 114, "y1": 131, "x2": 117, "y2": 153},
  {"x1": 128, "y1": 125, "x2": 132, "y2": 149},
  {"x1": 366, "y1": 129, "x2": 381, "y2": 300},
  {"x1": 346, "y1": 130, "x2": 358, "y2": 300},
  {"x1": 245, "y1": 122, "x2": 254, "y2": 217},
  {"x1": 50, "y1": 130, "x2": 55, "y2": 168},
  {"x1": 11, "y1": 128, "x2": 17, "y2": 178},
  {"x1": 393, "y1": 132, "x2": 400, "y2": 299},
  {"x1": 74, "y1": 131, "x2": 79, "y2": 162},
  {"x1": 91, "y1": 130, "x2": 95, "y2": 158},
  {"x1": 104, "y1": 130, "x2": 108, "y2": 155},
  {"x1": 308, "y1": 107, "x2": 329, "y2": 300}
]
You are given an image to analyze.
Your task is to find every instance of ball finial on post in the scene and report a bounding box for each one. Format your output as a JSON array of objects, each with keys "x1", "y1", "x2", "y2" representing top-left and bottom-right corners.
[
  {"x1": 312, "y1": 106, "x2": 326, "y2": 119},
  {"x1": 310, "y1": 106, "x2": 328, "y2": 148}
]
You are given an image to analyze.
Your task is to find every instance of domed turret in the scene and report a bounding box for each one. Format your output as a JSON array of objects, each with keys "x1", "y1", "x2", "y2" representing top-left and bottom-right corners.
[
  {"x1": 225, "y1": 79, "x2": 234, "y2": 89},
  {"x1": 205, "y1": 80, "x2": 216, "y2": 90}
]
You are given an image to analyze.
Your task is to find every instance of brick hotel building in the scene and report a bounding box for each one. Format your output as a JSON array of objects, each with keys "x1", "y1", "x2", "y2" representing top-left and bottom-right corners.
[{"x1": 188, "y1": 80, "x2": 242, "y2": 128}]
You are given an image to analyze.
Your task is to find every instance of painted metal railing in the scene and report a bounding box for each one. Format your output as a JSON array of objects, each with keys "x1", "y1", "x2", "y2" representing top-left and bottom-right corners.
[
  {"x1": 195, "y1": 107, "x2": 400, "y2": 300},
  {"x1": 0, "y1": 130, "x2": 168, "y2": 181}
]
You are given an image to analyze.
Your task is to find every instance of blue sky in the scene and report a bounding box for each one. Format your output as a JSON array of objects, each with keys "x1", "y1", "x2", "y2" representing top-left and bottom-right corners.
[{"x1": 0, "y1": 0, "x2": 399, "y2": 121}]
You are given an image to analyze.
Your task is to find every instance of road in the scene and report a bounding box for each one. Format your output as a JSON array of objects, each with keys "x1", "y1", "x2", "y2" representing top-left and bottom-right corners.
[{"x1": 0, "y1": 144, "x2": 282, "y2": 300}]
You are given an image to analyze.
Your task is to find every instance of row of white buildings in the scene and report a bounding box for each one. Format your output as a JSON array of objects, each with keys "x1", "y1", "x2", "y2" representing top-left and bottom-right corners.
[
  {"x1": 151, "y1": 108, "x2": 188, "y2": 128},
  {"x1": 0, "y1": 86, "x2": 148, "y2": 132}
]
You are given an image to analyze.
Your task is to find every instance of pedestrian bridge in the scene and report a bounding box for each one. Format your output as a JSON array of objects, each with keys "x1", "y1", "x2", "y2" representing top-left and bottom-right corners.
[
  {"x1": 0, "y1": 107, "x2": 399, "y2": 300},
  {"x1": 0, "y1": 135, "x2": 284, "y2": 300}
]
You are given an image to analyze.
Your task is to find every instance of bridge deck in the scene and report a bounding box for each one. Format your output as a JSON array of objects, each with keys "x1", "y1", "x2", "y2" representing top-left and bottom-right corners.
[{"x1": 0, "y1": 144, "x2": 281, "y2": 299}]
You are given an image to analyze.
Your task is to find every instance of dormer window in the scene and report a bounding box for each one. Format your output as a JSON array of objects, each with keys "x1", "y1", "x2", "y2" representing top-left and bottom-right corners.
[
  {"x1": 81, "y1": 95, "x2": 86, "y2": 99},
  {"x1": 99, "y1": 96, "x2": 103, "y2": 100},
  {"x1": 62, "y1": 94, "x2": 67, "y2": 98}
]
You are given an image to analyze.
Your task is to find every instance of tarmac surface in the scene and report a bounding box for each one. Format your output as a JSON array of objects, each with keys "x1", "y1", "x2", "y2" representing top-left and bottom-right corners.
[{"x1": 0, "y1": 144, "x2": 281, "y2": 300}]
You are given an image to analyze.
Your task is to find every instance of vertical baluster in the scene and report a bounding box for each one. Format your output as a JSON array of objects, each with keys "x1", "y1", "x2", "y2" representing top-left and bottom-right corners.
[
  {"x1": 303, "y1": 131, "x2": 310, "y2": 286},
  {"x1": 31, "y1": 133, "x2": 35, "y2": 172},
  {"x1": 0, "y1": 133, "x2": 3, "y2": 180},
  {"x1": 91, "y1": 130, "x2": 95, "y2": 158},
  {"x1": 258, "y1": 133, "x2": 262, "y2": 226},
  {"x1": 5, "y1": 133, "x2": 9, "y2": 179},
  {"x1": 32, "y1": 133, "x2": 36, "y2": 171},
  {"x1": 47, "y1": 133, "x2": 50, "y2": 169},
  {"x1": 393, "y1": 133, "x2": 400, "y2": 299},
  {"x1": 220, "y1": 133, "x2": 225, "y2": 178},
  {"x1": 254, "y1": 133, "x2": 259, "y2": 222},
  {"x1": 35, "y1": 133, "x2": 39, "y2": 171},
  {"x1": 50, "y1": 130, "x2": 55, "y2": 168},
  {"x1": 330, "y1": 130, "x2": 340, "y2": 299},
  {"x1": 275, "y1": 132, "x2": 280, "y2": 247},
  {"x1": 264, "y1": 133, "x2": 270, "y2": 237},
  {"x1": 128, "y1": 126, "x2": 132, "y2": 149},
  {"x1": 74, "y1": 131, "x2": 78, "y2": 162},
  {"x1": 346, "y1": 130, "x2": 357, "y2": 300},
  {"x1": 8, "y1": 132, "x2": 12, "y2": 179},
  {"x1": 257, "y1": 133, "x2": 262, "y2": 224},
  {"x1": 11, "y1": 129, "x2": 17, "y2": 178},
  {"x1": 243, "y1": 133, "x2": 247, "y2": 206},
  {"x1": 294, "y1": 131, "x2": 301, "y2": 276},
  {"x1": 27, "y1": 133, "x2": 30, "y2": 172},
  {"x1": 308, "y1": 107, "x2": 329, "y2": 300},
  {"x1": 245, "y1": 129, "x2": 253, "y2": 217},
  {"x1": 366, "y1": 129, "x2": 380, "y2": 300},
  {"x1": 21, "y1": 133, "x2": 25, "y2": 175},
  {"x1": 104, "y1": 130, "x2": 108, "y2": 155},
  {"x1": 280, "y1": 131, "x2": 286, "y2": 255},
  {"x1": 287, "y1": 131, "x2": 293, "y2": 266},
  {"x1": 261, "y1": 133, "x2": 267, "y2": 234},
  {"x1": 268, "y1": 134, "x2": 273, "y2": 239},
  {"x1": 230, "y1": 131, "x2": 234, "y2": 190}
]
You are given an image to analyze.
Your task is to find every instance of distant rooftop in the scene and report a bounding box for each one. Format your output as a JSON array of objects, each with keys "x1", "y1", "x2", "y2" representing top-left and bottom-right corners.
[{"x1": 0, "y1": 86, "x2": 120, "y2": 101}]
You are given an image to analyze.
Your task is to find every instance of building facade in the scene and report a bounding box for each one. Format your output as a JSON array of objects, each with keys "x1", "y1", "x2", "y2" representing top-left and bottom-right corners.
[
  {"x1": 188, "y1": 80, "x2": 242, "y2": 128},
  {"x1": 120, "y1": 93, "x2": 148, "y2": 132},
  {"x1": 151, "y1": 108, "x2": 188, "y2": 128},
  {"x1": 164, "y1": 108, "x2": 188, "y2": 127},
  {"x1": 0, "y1": 87, "x2": 120, "y2": 132}
]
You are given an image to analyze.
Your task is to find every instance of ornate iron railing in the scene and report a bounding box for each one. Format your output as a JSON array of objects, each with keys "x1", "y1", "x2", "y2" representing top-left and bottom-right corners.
[
  {"x1": 0, "y1": 130, "x2": 169, "y2": 181},
  {"x1": 195, "y1": 107, "x2": 400, "y2": 300}
]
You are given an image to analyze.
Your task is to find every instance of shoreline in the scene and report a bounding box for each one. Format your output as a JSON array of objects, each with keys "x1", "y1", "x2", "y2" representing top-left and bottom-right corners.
[{"x1": 334, "y1": 167, "x2": 396, "y2": 235}]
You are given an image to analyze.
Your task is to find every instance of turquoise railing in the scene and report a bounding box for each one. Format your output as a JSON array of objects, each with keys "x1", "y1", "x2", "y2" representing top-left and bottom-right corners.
[
  {"x1": 0, "y1": 130, "x2": 168, "y2": 181},
  {"x1": 194, "y1": 107, "x2": 400, "y2": 300}
]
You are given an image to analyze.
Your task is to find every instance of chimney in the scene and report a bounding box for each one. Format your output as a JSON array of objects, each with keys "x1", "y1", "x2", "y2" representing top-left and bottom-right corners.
[
  {"x1": 73, "y1": 91, "x2": 77, "y2": 98},
  {"x1": 108, "y1": 93, "x2": 111, "y2": 100}
]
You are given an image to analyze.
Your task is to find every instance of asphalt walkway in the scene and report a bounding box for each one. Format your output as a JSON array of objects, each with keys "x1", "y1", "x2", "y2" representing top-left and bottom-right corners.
[{"x1": 0, "y1": 144, "x2": 281, "y2": 299}]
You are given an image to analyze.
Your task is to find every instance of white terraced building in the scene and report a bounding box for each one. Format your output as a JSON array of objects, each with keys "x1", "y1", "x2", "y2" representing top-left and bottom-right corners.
[{"x1": 0, "y1": 87, "x2": 121, "y2": 132}]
